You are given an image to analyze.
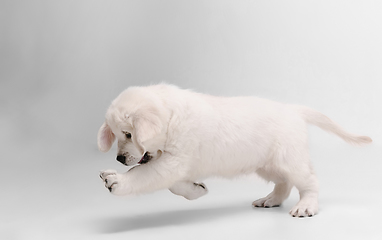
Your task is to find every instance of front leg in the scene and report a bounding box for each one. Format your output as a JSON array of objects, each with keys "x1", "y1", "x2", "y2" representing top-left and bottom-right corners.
[
  {"x1": 100, "y1": 169, "x2": 129, "y2": 195},
  {"x1": 169, "y1": 181, "x2": 208, "y2": 200},
  {"x1": 100, "y1": 155, "x2": 186, "y2": 196}
]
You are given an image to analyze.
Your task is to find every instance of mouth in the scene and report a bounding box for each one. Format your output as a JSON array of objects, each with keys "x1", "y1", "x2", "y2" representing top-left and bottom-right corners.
[{"x1": 138, "y1": 152, "x2": 152, "y2": 164}]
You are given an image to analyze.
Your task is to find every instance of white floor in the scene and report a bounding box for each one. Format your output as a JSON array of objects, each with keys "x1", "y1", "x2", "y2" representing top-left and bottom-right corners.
[{"x1": 2, "y1": 139, "x2": 381, "y2": 240}]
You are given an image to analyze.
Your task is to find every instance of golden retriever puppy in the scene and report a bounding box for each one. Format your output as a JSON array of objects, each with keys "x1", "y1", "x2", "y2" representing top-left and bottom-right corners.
[{"x1": 98, "y1": 84, "x2": 371, "y2": 217}]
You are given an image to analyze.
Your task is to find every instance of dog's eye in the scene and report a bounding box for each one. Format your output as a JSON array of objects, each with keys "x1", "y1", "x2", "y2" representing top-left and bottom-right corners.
[{"x1": 125, "y1": 133, "x2": 132, "y2": 139}]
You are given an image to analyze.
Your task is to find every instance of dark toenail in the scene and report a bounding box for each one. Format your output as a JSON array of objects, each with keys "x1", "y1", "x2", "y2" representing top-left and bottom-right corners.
[
  {"x1": 108, "y1": 187, "x2": 112, "y2": 192},
  {"x1": 193, "y1": 183, "x2": 206, "y2": 189},
  {"x1": 105, "y1": 179, "x2": 108, "y2": 184},
  {"x1": 273, "y1": 205, "x2": 280, "y2": 207},
  {"x1": 264, "y1": 206, "x2": 270, "y2": 208}
]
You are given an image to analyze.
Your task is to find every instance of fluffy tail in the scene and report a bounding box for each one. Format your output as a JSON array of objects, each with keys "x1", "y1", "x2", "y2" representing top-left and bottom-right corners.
[{"x1": 298, "y1": 106, "x2": 372, "y2": 145}]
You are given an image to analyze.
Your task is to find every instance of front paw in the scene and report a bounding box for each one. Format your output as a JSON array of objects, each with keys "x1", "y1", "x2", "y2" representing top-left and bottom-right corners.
[{"x1": 99, "y1": 170, "x2": 129, "y2": 195}]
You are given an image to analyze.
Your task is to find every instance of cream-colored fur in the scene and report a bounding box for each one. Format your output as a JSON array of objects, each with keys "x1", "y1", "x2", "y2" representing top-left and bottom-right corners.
[{"x1": 98, "y1": 84, "x2": 371, "y2": 217}]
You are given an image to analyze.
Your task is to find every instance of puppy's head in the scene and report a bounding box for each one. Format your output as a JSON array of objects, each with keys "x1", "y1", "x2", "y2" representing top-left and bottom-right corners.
[{"x1": 97, "y1": 88, "x2": 168, "y2": 166}]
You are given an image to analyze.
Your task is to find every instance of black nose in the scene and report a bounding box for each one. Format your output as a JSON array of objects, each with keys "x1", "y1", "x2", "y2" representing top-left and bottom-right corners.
[{"x1": 116, "y1": 155, "x2": 126, "y2": 164}]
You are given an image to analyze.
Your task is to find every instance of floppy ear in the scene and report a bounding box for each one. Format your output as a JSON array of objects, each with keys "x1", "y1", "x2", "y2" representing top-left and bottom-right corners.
[
  {"x1": 132, "y1": 112, "x2": 162, "y2": 156},
  {"x1": 97, "y1": 122, "x2": 115, "y2": 152}
]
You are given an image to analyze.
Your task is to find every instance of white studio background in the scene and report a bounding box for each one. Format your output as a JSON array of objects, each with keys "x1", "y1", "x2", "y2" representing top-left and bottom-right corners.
[{"x1": 1, "y1": 1, "x2": 381, "y2": 240}]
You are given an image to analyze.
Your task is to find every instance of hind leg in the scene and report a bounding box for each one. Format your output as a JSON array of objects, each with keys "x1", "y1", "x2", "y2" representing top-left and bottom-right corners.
[
  {"x1": 284, "y1": 149, "x2": 319, "y2": 217},
  {"x1": 256, "y1": 137, "x2": 319, "y2": 216},
  {"x1": 289, "y1": 173, "x2": 319, "y2": 217},
  {"x1": 253, "y1": 182, "x2": 293, "y2": 208}
]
